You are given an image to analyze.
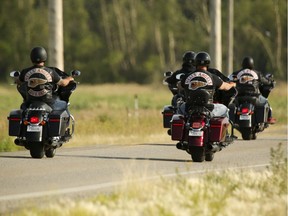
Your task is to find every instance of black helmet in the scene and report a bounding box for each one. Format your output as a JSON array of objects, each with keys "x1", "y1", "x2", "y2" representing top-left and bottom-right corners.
[
  {"x1": 194, "y1": 52, "x2": 211, "y2": 67},
  {"x1": 30, "y1": 46, "x2": 47, "y2": 63},
  {"x1": 242, "y1": 56, "x2": 254, "y2": 69},
  {"x1": 182, "y1": 51, "x2": 196, "y2": 64}
]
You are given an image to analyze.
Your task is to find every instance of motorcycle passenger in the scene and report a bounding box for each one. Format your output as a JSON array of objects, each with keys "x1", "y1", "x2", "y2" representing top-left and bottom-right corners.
[
  {"x1": 179, "y1": 51, "x2": 236, "y2": 117},
  {"x1": 165, "y1": 51, "x2": 196, "y2": 108},
  {"x1": 230, "y1": 56, "x2": 276, "y2": 124},
  {"x1": 16, "y1": 46, "x2": 74, "y2": 110}
]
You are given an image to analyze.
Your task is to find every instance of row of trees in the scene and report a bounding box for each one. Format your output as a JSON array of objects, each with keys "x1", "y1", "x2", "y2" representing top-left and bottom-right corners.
[{"x1": 0, "y1": 0, "x2": 286, "y2": 84}]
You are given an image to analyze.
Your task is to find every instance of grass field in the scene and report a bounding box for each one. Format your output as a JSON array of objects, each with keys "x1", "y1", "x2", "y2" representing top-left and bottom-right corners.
[{"x1": 0, "y1": 81, "x2": 287, "y2": 151}]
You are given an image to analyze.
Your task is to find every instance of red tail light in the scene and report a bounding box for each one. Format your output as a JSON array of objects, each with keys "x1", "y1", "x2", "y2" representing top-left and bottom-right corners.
[
  {"x1": 30, "y1": 116, "x2": 40, "y2": 123},
  {"x1": 192, "y1": 122, "x2": 201, "y2": 128},
  {"x1": 192, "y1": 121, "x2": 205, "y2": 129},
  {"x1": 241, "y1": 108, "x2": 250, "y2": 114}
]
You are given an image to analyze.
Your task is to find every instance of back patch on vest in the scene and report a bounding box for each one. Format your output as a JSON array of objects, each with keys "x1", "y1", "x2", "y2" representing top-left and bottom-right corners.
[
  {"x1": 25, "y1": 68, "x2": 53, "y2": 97},
  {"x1": 185, "y1": 72, "x2": 213, "y2": 90}
]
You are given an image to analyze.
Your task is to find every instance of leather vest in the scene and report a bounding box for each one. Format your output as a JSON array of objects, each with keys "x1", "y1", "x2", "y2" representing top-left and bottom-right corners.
[
  {"x1": 236, "y1": 69, "x2": 260, "y2": 96},
  {"x1": 25, "y1": 67, "x2": 54, "y2": 103}
]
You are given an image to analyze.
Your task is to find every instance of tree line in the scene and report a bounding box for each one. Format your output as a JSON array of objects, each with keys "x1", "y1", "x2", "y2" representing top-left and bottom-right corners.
[{"x1": 0, "y1": 0, "x2": 286, "y2": 84}]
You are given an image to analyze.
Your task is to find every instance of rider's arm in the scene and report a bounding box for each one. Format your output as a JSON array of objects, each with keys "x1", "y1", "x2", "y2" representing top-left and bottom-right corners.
[
  {"x1": 57, "y1": 77, "x2": 74, "y2": 87},
  {"x1": 52, "y1": 68, "x2": 74, "y2": 87},
  {"x1": 213, "y1": 74, "x2": 236, "y2": 91},
  {"x1": 219, "y1": 81, "x2": 236, "y2": 91}
]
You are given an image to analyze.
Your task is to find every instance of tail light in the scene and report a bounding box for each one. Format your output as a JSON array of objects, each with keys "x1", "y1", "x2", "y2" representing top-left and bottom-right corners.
[
  {"x1": 192, "y1": 121, "x2": 205, "y2": 129},
  {"x1": 241, "y1": 107, "x2": 250, "y2": 114},
  {"x1": 29, "y1": 116, "x2": 46, "y2": 125},
  {"x1": 30, "y1": 116, "x2": 40, "y2": 123}
]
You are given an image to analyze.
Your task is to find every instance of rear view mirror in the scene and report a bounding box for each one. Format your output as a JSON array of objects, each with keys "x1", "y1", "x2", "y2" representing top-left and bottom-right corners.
[
  {"x1": 10, "y1": 71, "x2": 20, "y2": 77},
  {"x1": 175, "y1": 73, "x2": 185, "y2": 80},
  {"x1": 164, "y1": 71, "x2": 173, "y2": 77},
  {"x1": 71, "y1": 70, "x2": 81, "y2": 77}
]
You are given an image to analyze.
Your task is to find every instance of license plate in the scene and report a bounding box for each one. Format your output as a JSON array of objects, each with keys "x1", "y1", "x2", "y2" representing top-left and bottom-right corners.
[
  {"x1": 27, "y1": 125, "x2": 42, "y2": 132},
  {"x1": 239, "y1": 115, "x2": 251, "y2": 120},
  {"x1": 189, "y1": 130, "x2": 203, "y2": 136}
]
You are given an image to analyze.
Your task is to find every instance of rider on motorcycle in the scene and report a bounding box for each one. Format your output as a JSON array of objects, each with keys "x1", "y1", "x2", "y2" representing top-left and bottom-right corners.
[
  {"x1": 230, "y1": 56, "x2": 276, "y2": 124},
  {"x1": 179, "y1": 51, "x2": 236, "y2": 117},
  {"x1": 15, "y1": 46, "x2": 74, "y2": 110},
  {"x1": 164, "y1": 51, "x2": 196, "y2": 108}
]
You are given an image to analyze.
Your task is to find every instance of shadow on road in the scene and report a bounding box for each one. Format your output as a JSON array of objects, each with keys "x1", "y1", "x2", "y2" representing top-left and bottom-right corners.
[
  {"x1": 0, "y1": 155, "x2": 31, "y2": 159},
  {"x1": 57, "y1": 154, "x2": 190, "y2": 163}
]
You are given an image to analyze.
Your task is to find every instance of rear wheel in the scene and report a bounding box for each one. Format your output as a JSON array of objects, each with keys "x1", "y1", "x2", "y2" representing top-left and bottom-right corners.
[
  {"x1": 29, "y1": 142, "x2": 44, "y2": 158},
  {"x1": 190, "y1": 147, "x2": 205, "y2": 162},
  {"x1": 241, "y1": 128, "x2": 253, "y2": 140},
  {"x1": 45, "y1": 148, "x2": 56, "y2": 158}
]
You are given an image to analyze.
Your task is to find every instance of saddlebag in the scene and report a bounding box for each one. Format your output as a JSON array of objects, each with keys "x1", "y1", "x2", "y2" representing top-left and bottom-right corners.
[
  {"x1": 48, "y1": 110, "x2": 69, "y2": 136},
  {"x1": 209, "y1": 117, "x2": 229, "y2": 142},
  {"x1": 171, "y1": 114, "x2": 185, "y2": 140},
  {"x1": 255, "y1": 103, "x2": 269, "y2": 123},
  {"x1": 7, "y1": 109, "x2": 22, "y2": 136},
  {"x1": 162, "y1": 105, "x2": 175, "y2": 128}
]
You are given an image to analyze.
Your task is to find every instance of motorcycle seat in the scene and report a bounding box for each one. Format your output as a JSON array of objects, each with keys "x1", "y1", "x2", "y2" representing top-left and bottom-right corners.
[
  {"x1": 236, "y1": 96, "x2": 258, "y2": 105},
  {"x1": 52, "y1": 100, "x2": 68, "y2": 111},
  {"x1": 27, "y1": 101, "x2": 53, "y2": 112}
]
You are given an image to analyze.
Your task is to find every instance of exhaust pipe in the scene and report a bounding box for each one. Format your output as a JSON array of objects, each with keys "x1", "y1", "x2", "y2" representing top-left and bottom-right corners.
[
  {"x1": 176, "y1": 142, "x2": 188, "y2": 150},
  {"x1": 167, "y1": 129, "x2": 171, "y2": 136},
  {"x1": 14, "y1": 138, "x2": 24, "y2": 146},
  {"x1": 208, "y1": 144, "x2": 222, "y2": 152},
  {"x1": 48, "y1": 137, "x2": 61, "y2": 147}
]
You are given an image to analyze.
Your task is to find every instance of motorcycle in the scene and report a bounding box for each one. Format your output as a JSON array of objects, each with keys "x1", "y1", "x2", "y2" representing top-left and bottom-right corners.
[
  {"x1": 7, "y1": 70, "x2": 80, "y2": 158},
  {"x1": 228, "y1": 73, "x2": 275, "y2": 140},
  {"x1": 170, "y1": 89, "x2": 233, "y2": 162}
]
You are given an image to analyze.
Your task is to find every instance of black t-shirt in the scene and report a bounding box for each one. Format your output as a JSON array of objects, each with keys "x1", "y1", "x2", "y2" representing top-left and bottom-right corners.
[{"x1": 208, "y1": 68, "x2": 229, "y2": 82}]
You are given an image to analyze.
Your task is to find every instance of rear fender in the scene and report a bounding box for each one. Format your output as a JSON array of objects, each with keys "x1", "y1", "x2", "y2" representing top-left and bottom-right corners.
[
  {"x1": 237, "y1": 103, "x2": 254, "y2": 127},
  {"x1": 187, "y1": 116, "x2": 206, "y2": 147},
  {"x1": 25, "y1": 109, "x2": 47, "y2": 142}
]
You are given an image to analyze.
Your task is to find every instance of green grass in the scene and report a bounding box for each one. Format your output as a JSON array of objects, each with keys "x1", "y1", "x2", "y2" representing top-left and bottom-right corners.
[
  {"x1": 10, "y1": 143, "x2": 287, "y2": 216},
  {"x1": 1, "y1": 81, "x2": 287, "y2": 150}
]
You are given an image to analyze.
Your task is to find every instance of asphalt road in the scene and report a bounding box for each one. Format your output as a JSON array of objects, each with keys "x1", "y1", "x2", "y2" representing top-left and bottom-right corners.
[{"x1": 0, "y1": 125, "x2": 286, "y2": 213}]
